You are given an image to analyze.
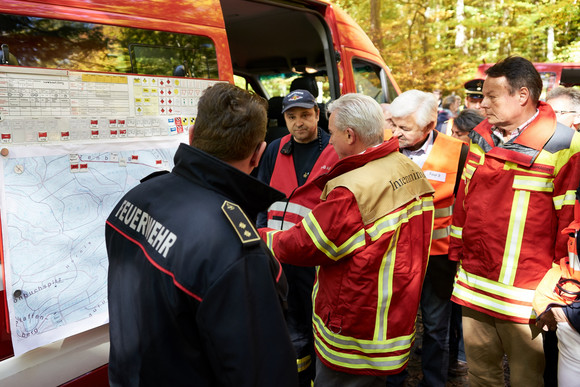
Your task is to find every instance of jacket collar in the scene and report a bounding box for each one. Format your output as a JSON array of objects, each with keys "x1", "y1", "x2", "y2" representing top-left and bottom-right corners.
[
  {"x1": 470, "y1": 102, "x2": 557, "y2": 167},
  {"x1": 171, "y1": 143, "x2": 285, "y2": 219},
  {"x1": 313, "y1": 137, "x2": 400, "y2": 189}
]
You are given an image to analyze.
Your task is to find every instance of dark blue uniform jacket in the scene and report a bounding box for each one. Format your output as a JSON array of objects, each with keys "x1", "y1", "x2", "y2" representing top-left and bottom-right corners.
[{"x1": 106, "y1": 143, "x2": 298, "y2": 387}]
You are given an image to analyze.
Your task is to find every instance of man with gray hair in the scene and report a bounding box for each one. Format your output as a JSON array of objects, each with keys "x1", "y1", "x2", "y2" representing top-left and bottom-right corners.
[
  {"x1": 260, "y1": 93, "x2": 435, "y2": 386},
  {"x1": 546, "y1": 86, "x2": 580, "y2": 131},
  {"x1": 387, "y1": 89, "x2": 468, "y2": 387}
]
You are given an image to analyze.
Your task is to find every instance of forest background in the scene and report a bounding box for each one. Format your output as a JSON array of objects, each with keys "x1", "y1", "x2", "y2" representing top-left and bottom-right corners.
[{"x1": 334, "y1": 0, "x2": 580, "y2": 95}]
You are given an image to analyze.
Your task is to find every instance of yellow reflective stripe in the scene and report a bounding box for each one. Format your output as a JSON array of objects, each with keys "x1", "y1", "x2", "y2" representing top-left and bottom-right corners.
[
  {"x1": 312, "y1": 311, "x2": 414, "y2": 353},
  {"x1": 499, "y1": 190, "x2": 530, "y2": 285},
  {"x1": 512, "y1": 176, "x2": 554, "y2": 192},
  {"x1": 297, "y1": 355, "x2": 312, "y2": 373},
  {"x1": 434, "y1": 205, "x2": 453, "y2": 218},
  {"x1": 374, "y1": 229, "x2": 399, "y2": 341},
  {"x1": 264, "y1": 229, "x2": 281, "y2": 251},
  {"x1": 314, "y1": 338, "x2": 409, "y2": 371},
  {"x1": 456, "y1": 266, "x2": 536, "y2": 300},
  {"x1": 450, "y1": 225, "x2": 462, "y2": 239},
  {"x1": 463, "y1": 163, "x2": 476, "y2": 180},
  {"x1": 303, "y1": 212, "x2": 366, "y2": 261},
  {"x1": 453, "y1": 283, "x2": 536, "y2": 320},
  {"x1": 367, "y1": 197, "x2": 434, "y2": 241},
  {"x1": 553, "y1": 190, "x2": 577, "y2": 210}
]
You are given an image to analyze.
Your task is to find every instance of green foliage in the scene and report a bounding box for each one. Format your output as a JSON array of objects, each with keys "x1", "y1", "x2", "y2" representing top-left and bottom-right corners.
[{"x1": 335, "y1": 0, "x2": 580, "y2": 97}]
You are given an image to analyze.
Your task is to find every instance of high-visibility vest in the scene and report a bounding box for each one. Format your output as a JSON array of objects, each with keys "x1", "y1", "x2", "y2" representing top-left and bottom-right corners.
[
  {"x1": 267, "y1": 134, "x2": 338, "y2": 230},
  {"x1": 422, "y1": 132, "x2": 464, "y2": 255}
]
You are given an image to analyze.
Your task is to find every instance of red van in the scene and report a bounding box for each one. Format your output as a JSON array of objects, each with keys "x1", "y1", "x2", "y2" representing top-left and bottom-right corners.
[
  {"x1": 0, "y1": 0, "x2": 400, "y2": 385},
  {"x1": 476, "y1": 62, "x2": 580, "y2": 99}
]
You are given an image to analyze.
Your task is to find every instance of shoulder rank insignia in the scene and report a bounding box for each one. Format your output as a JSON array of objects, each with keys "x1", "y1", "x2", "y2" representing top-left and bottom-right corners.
[{"x1": 221, "y1": 200, "x2": 261, "y2": 246}]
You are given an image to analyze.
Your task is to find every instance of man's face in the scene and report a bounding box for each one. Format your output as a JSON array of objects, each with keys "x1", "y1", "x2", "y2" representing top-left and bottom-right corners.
[
  {"x1": 451, "y1": 125, "x2": 470, "y2": 143},
  {"x1": 390, "y1": 114, "x2": 431, "y2": 151},
  {"x1": 465, "y1": 95, "x2": 485, "y2": 115},
  {"x1": 283, "y1": 107, "x2": 319, "y2": 143},
  {"x1": 480, "y1": 76, "x2": 523, "y2": 130},
  {"x1": 328, "y1": 112, "x2": 350, "y2": 159},
  {"x1": 547, "y1": 96, "x2": 578, "y2": 129}
]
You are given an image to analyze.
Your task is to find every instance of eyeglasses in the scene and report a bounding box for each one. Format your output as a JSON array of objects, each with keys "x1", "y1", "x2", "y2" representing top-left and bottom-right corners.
[{"x1": 554, "y1": 110, "x2": 578, "y2": 115}]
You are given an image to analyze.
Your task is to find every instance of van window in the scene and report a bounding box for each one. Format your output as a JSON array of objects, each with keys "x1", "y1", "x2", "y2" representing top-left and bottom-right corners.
[
  {"x1": 258, "y1": 73, "x2": 330, "y2": 103},
  {"x1": 352, "y1": 58, "x2": 396, "y2": 103},
  {"x1": 0, "y1": 14, "x2": 219, "y2": 78}
]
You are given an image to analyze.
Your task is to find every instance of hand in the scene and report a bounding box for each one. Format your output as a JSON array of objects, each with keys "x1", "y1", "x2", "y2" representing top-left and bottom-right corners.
[
  {"x1": 536, "y1": 308, "x2": 569, "y2": 331},
  {"x1": 536, "y1": 309, "x2": 558, "y2": 331}
]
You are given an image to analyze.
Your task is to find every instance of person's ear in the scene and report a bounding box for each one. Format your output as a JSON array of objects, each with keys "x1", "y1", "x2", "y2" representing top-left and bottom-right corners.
[
  {"x1": 519, "y1": 87, "x2": 531, "y2": 105},
  {"x1": 346, "y1": 128, "x2": 356, "y2": 145},
  {"x1": 188, "y1": 126, "x2": 194, "y2": 145},
  {"x1": 250, "y1": 141, "x2": 267, "y2": 169}
]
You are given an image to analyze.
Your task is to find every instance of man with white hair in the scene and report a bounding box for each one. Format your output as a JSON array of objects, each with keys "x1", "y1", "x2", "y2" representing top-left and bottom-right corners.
[
  {"x1": 546, "y1": 86, "x2": 580, "y2": 131},
  {"x1": 260, "y1": 93, "x2": 435, "y2": 386},
  {"x1": 387, "y1": 89, "x2": 468, "y2": 387}
]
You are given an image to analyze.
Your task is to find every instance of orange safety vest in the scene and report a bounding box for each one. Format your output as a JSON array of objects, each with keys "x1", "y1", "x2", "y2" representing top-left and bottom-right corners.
[{"x1": 422, "y1": 132, "x2": 464, "y2": 255}]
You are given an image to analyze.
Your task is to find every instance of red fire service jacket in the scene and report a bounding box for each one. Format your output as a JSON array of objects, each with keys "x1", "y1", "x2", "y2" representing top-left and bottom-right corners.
[
  {"x1": 260, "y1": 138, "x2": 435, "y2": 375},
  {"x1": 449, "y1": 102, "x2": 580, "y2": 323}
]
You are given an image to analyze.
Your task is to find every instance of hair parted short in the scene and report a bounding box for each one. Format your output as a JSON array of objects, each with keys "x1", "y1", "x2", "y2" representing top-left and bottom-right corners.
[
  {"x1": 192, "y1": 83, "x2": 268, "y2": 162},
  {"x1": 327, "y1": 93, "x2": 385, "y2": 147},
  {"x1": 389, "y1": 90, "x2": 438, "y2": 129},
  {"x1": 485, "y1": 56, "x2": 543, "y2": 104},
  {"x1": 546, "y1": 86, "x2": 580, "y2": 110}
]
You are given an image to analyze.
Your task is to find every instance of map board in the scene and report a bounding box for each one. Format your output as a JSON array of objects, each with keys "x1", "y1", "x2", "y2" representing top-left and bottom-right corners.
[{"x1": 0, "y1": 66, "x2": 217, "y2": 355}]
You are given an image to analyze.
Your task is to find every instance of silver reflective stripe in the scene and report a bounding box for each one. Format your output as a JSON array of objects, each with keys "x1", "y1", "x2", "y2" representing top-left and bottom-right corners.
[
  {"x1": 434, "y1": 205, "x2": 453, "y2": 219},
  {"x1": 367, "y1": 198, "x2": 431, "y2": 240},
  {"x1": 304, "y1": 213, "x2": 365, "y2": 260},
  {"x1": 269, "y1": 200, "x2": 313, "y2": 219},
  {"x1": 432, "y1": 226, "x2": 450, "y2": 240},
  {"x1": 267, "y1": 218, "x2": 296, "y2": 231},
  {"x1": 315, "y1": 339, "x2": 408, "y2": 370},
  {"x1": 499, "y1": 190, "x2": 529, "y2": 285},
  {"x1": 313, "y1": 312, "x2": 413, "y2": 351},
  {"x1": 375, "y1": 229, "x2": 398, "y2": 341}
]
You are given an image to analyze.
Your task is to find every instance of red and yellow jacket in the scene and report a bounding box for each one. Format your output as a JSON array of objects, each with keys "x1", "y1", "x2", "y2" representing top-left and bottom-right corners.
[
  {"x1": 449, "y1": 102, "x2": 580, "y2": 323},
  {"x1": 533, "y1": 189, "x2": 580, "y2": 320},
  {"x1": 260, "y1": 138, "x2": 435, "y2": 375}
]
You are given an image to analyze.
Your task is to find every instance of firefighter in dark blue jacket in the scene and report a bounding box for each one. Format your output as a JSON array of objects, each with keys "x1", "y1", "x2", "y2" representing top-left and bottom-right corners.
[{"x1": 106, "y1": 83, "x2": 298, "y2": 387}]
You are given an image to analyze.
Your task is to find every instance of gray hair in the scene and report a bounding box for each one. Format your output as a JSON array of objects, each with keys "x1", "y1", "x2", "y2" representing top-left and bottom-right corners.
[
  {"x1": 390, "y1": 90, "x2": 438, "y2": 128},
  {"x1": 327, "y1": 93, "x2": 385, "y2": 147},
  {"x1": 546, "y1": 87, "x2": 580, "y2": 110}
]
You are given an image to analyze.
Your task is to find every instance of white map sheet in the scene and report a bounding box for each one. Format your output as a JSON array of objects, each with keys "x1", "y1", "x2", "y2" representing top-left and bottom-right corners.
[{"x1": 0, "y1": 138, "x2": 185, "y2": 355}]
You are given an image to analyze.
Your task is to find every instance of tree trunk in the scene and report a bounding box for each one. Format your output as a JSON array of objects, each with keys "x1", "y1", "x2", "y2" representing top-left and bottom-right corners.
[
  {"x1": 370, "y1": 0, "x2": 383, "y2": 51},
  {"x1": 455, "y1": 0, "x2": 468, "y2": 54}
]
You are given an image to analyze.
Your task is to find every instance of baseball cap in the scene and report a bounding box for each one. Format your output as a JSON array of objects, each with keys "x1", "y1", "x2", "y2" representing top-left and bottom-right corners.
[
  {"x1": 464, "y1": 79, "x2": 484, "y2": 99},
  {"x1": 281, "y1": 89, "x2": 316, "y2": 113}
]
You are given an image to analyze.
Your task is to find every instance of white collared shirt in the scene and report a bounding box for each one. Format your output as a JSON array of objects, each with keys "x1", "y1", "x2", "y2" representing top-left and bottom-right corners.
[
  {"x1": 401, "y1": 130, "x2": 434, "y2": 168},
  {"x1": 492, "y1": 109, "x2": 539, "y2": 143}
]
